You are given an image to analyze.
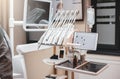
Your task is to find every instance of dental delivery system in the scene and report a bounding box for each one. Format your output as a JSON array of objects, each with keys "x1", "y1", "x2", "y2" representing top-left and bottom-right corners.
[{"x1": 38, "y1": 10, "x2": 79, "y2": 49}]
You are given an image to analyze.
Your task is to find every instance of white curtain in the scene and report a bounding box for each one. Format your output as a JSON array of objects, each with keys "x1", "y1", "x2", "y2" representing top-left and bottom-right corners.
[{"x1": 0, "y1": 0, "x2": 9, "y2": 34}]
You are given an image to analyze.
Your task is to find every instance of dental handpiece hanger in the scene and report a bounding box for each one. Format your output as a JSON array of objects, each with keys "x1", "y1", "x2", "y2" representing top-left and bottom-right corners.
[{"x1": 38, "y1": 10, "x2": 79, "y2": 49}]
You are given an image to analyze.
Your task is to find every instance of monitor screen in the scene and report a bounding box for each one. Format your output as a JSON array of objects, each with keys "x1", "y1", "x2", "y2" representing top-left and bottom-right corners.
[{"x1": 23, "y1": 0, "x2": 52, "y2": 31}]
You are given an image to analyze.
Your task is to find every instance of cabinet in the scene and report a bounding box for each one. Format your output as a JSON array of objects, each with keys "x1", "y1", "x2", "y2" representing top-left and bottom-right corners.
[
  {"x1": 89, "y1": 0, "x2": 120, "y2": 56},
  {"x1": 74, "y1": 55, "x2": 120, "y2": 79}
]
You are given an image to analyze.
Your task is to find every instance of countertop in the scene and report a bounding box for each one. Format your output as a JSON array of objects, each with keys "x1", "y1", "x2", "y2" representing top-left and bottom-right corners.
[
  {"x1": 16, "y1": 43, "x2": 120, "y2": 63},
  {"x1": 86, "y1": 54, "x2": 120, "y2": 64},
  {"x1": 16, "y1": 43, "x2": 52, "y2": 54}
]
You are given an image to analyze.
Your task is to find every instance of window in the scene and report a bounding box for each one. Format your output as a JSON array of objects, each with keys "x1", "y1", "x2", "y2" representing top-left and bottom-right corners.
[{"x1": 88, "y1": 0, "x2": 120, "y2": 56}]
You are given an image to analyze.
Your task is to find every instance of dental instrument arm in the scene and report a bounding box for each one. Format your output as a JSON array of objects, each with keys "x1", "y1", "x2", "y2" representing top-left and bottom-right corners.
[{"x1": 38, "y1": 10, "x2": 79, "y2": 49}]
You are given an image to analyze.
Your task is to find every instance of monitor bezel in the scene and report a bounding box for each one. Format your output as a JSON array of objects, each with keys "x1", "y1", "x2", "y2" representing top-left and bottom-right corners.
[{"x1": 23, "y1": 0, "x2": 52, "y2": 31}]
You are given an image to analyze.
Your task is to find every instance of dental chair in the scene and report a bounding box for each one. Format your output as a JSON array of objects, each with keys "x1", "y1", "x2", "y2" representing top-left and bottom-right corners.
[
  {"x1": 0, "y1": 27, "x2": 13, "y2": 79},
  {"x1": 0, "y1": 27, "x2": 27, "y2": 79}
]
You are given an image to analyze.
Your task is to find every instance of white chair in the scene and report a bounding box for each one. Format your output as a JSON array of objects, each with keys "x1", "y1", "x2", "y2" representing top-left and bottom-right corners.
[{"x1": 12, "y1": 54, "x2": 27, "y2": 79}]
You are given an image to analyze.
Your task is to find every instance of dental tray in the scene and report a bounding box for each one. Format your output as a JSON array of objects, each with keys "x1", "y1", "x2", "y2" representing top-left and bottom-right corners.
[
  {"x1": 56, "y1": 60, "x2": 84, "y2": 68},
  {"x1": 55, "y1": 60, "x2": 108, "y2": 75},
  {"x1": 55, "y1": 60, "x2": 87, "y2": 72},
  {"x1": 75, "y1": 61, "x2": 108, "y2": 75}
]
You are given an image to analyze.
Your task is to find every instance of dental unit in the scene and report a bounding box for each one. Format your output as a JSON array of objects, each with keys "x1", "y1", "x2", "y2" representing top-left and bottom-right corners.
[
  {"x1": 38, "y1": 10, "x2": 79, "y2": 49},
  {"x1": 7, "y1": 0, "x2": 114, "y2": 78}
]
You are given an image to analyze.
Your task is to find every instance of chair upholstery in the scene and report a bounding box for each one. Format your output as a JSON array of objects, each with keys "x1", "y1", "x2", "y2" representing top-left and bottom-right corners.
[{"x1": 0, "y1": 27, "x2": 13, "y2": 79}]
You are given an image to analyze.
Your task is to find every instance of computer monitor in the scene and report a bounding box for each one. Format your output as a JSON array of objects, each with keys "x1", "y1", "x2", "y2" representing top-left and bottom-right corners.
[
  {"x1": 23, "y1": 0, "x2": 52, "y2": 31},
  {"x1": 73, "y1": 32, "x2": 98, "y2": 50}
]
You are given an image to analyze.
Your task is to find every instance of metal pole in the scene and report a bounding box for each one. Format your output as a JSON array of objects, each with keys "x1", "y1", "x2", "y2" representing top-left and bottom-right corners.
[{"x1": 9, "y1": 0, "x2": 14, "y2": 57}]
